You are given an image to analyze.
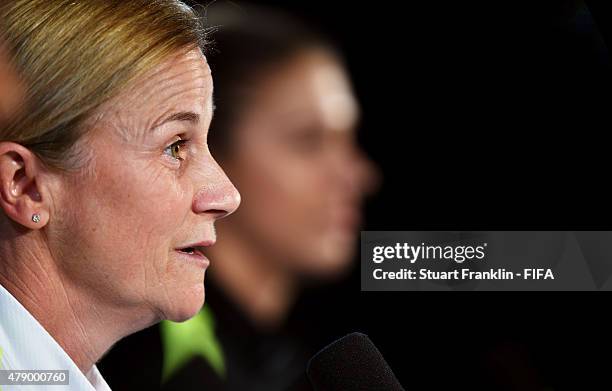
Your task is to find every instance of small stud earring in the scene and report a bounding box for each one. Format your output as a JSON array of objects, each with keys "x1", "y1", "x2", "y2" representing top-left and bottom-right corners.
[{"x1": 32, "y1": 214, "x2": 41, "y2": 223}]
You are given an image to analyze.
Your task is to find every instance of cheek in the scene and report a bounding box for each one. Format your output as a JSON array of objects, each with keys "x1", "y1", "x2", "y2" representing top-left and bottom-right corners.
[
  {"x1": 228, "y1": 147, "x2": 338, "y2": 268},
  {"x1": 55, "y1": 156, "x2": 194, "y2": 302},
  {"x1": 237, "y1": 148, "x2": 328, "y2": 227},
  {"x1": 94, "y1": 163, "x2": 188, "y2": 238}
]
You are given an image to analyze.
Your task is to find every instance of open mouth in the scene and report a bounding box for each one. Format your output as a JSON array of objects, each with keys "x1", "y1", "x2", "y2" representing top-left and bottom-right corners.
[
  {"x1": 175, "y1": 246, "x2": 209, "y2": 268},
  {"x1": 177, "y1": 246, "x2": 205, "y2": 257}
]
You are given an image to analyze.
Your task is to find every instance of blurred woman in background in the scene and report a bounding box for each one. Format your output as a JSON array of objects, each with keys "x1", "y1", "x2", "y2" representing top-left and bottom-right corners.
[
  {"x1": 204, "y1": 1, "x2": 378, "y2": 320},
  {"x1": 100, "y1": 3, "x2": 378, "y2": 390}
]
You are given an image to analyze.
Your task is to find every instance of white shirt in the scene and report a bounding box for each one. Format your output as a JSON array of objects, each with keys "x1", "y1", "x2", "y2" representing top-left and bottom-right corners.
[{"x1": 0, "y1": 283, "x2": 112, "y2": 390}]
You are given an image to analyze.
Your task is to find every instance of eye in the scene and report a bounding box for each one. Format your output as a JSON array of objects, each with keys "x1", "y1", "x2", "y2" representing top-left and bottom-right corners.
[
  {"x1": 163, "y1": 138, "x2": 189, "y2": 161},
  {"x1": 287, "y1": 129, "x2": 324, "y2": 154}
]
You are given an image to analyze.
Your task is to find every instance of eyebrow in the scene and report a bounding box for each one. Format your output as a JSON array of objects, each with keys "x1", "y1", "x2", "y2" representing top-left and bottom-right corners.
[{"x1": 153, "y1": 111, "x2": 200, "y2": 130}]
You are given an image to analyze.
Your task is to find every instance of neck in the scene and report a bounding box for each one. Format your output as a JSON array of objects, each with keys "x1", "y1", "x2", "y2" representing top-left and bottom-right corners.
[
  {"x1": 207, "y1": 229, "x2": 298, "y2": 331},
  {"x1": 0, "y1": 228, "x2": 151, "y2": 374}
]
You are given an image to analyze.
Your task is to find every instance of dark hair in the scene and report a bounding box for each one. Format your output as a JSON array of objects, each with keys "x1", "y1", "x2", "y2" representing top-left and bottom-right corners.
[{"x1": 201, "y1": 2, "x2": 337, "y2": 159}]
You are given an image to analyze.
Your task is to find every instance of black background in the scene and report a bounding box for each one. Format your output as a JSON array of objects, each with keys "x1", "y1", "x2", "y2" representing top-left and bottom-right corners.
[{"x1": 199, "y1": 0, "x2": 612, "y2": 389}]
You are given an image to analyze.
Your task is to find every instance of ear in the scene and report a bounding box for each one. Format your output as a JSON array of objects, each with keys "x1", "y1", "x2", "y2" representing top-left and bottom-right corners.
[{"x1": 0, "y1": 142, "x2": 50, "y2": 229}]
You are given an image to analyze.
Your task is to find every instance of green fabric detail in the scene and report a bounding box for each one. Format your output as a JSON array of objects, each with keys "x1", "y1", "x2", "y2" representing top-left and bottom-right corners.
[{"x1": 160, "y1": 306, "x2": 226, "y2": 383}]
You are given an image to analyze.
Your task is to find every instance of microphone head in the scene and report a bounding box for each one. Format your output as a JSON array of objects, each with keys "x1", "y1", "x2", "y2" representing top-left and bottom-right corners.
[{"x1": 306, "y1": 332, "x2": 404, "y2": 391}]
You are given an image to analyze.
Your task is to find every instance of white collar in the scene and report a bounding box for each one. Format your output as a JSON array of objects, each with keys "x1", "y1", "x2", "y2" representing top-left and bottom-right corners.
[{"x1": 0, "y1": 283, "x2": 112, "y2": 390}]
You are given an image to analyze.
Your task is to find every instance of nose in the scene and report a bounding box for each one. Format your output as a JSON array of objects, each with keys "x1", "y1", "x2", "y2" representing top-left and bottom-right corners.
[
  {"x1": 331, "y1": 145, "x2": 380, "y2": 198},
  {"x1": 192, "y1": 160, "x2": 241, "y2": 220}
]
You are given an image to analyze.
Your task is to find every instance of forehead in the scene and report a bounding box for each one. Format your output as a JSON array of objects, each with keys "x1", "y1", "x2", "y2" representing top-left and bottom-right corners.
[
  {"x1": 129, "y1": 49, "x2": 211, "y2": 105},
  {"x1": 255, "y1": 49, "x2": 359, "y2": 132},
  {"x1": 96, "y1": 49, "x2": 213, "y2": 137}
]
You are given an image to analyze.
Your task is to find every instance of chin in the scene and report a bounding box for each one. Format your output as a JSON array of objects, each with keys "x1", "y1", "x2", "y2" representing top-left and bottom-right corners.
[
  {"x1": 323, "y1": 233, "x2": 356, "y2": 261},
  {"x1": 297, "y1": 243, "x2": 355, "y2": 279},
  {"x1": 164, "y1": 283, "x2": 205, "y2": 322}
]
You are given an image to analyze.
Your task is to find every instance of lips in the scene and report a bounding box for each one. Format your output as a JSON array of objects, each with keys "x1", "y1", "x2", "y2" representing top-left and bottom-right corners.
[
  {"x1": 331, "y1": 207, "x2": 361, "y2": 232},
  {"x1": 176, "y1": 240, "x2": 215, "y2": 253},
  {"x1": 175, "y1": 241, "x2": 215, "y2": 267}
]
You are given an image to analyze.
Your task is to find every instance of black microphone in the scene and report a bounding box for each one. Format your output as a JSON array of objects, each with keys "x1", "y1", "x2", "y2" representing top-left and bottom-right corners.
[{"x1": 306, "y1": 332, "x2": 405, "y2": 391}]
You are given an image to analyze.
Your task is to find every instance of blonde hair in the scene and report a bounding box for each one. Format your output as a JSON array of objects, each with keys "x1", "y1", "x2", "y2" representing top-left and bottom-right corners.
[{"x1": 0, "y1": 0, "x2": 204, "y2": 171}]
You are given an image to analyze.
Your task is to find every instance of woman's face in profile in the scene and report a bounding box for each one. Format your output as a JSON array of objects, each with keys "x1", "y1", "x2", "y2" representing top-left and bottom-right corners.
[
  {"x1": 221, "y1": 49, "x2": 376, "y2": 277},
  {"x1": 48, "y1": 49, "x2": 239, "y2": 324}
]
